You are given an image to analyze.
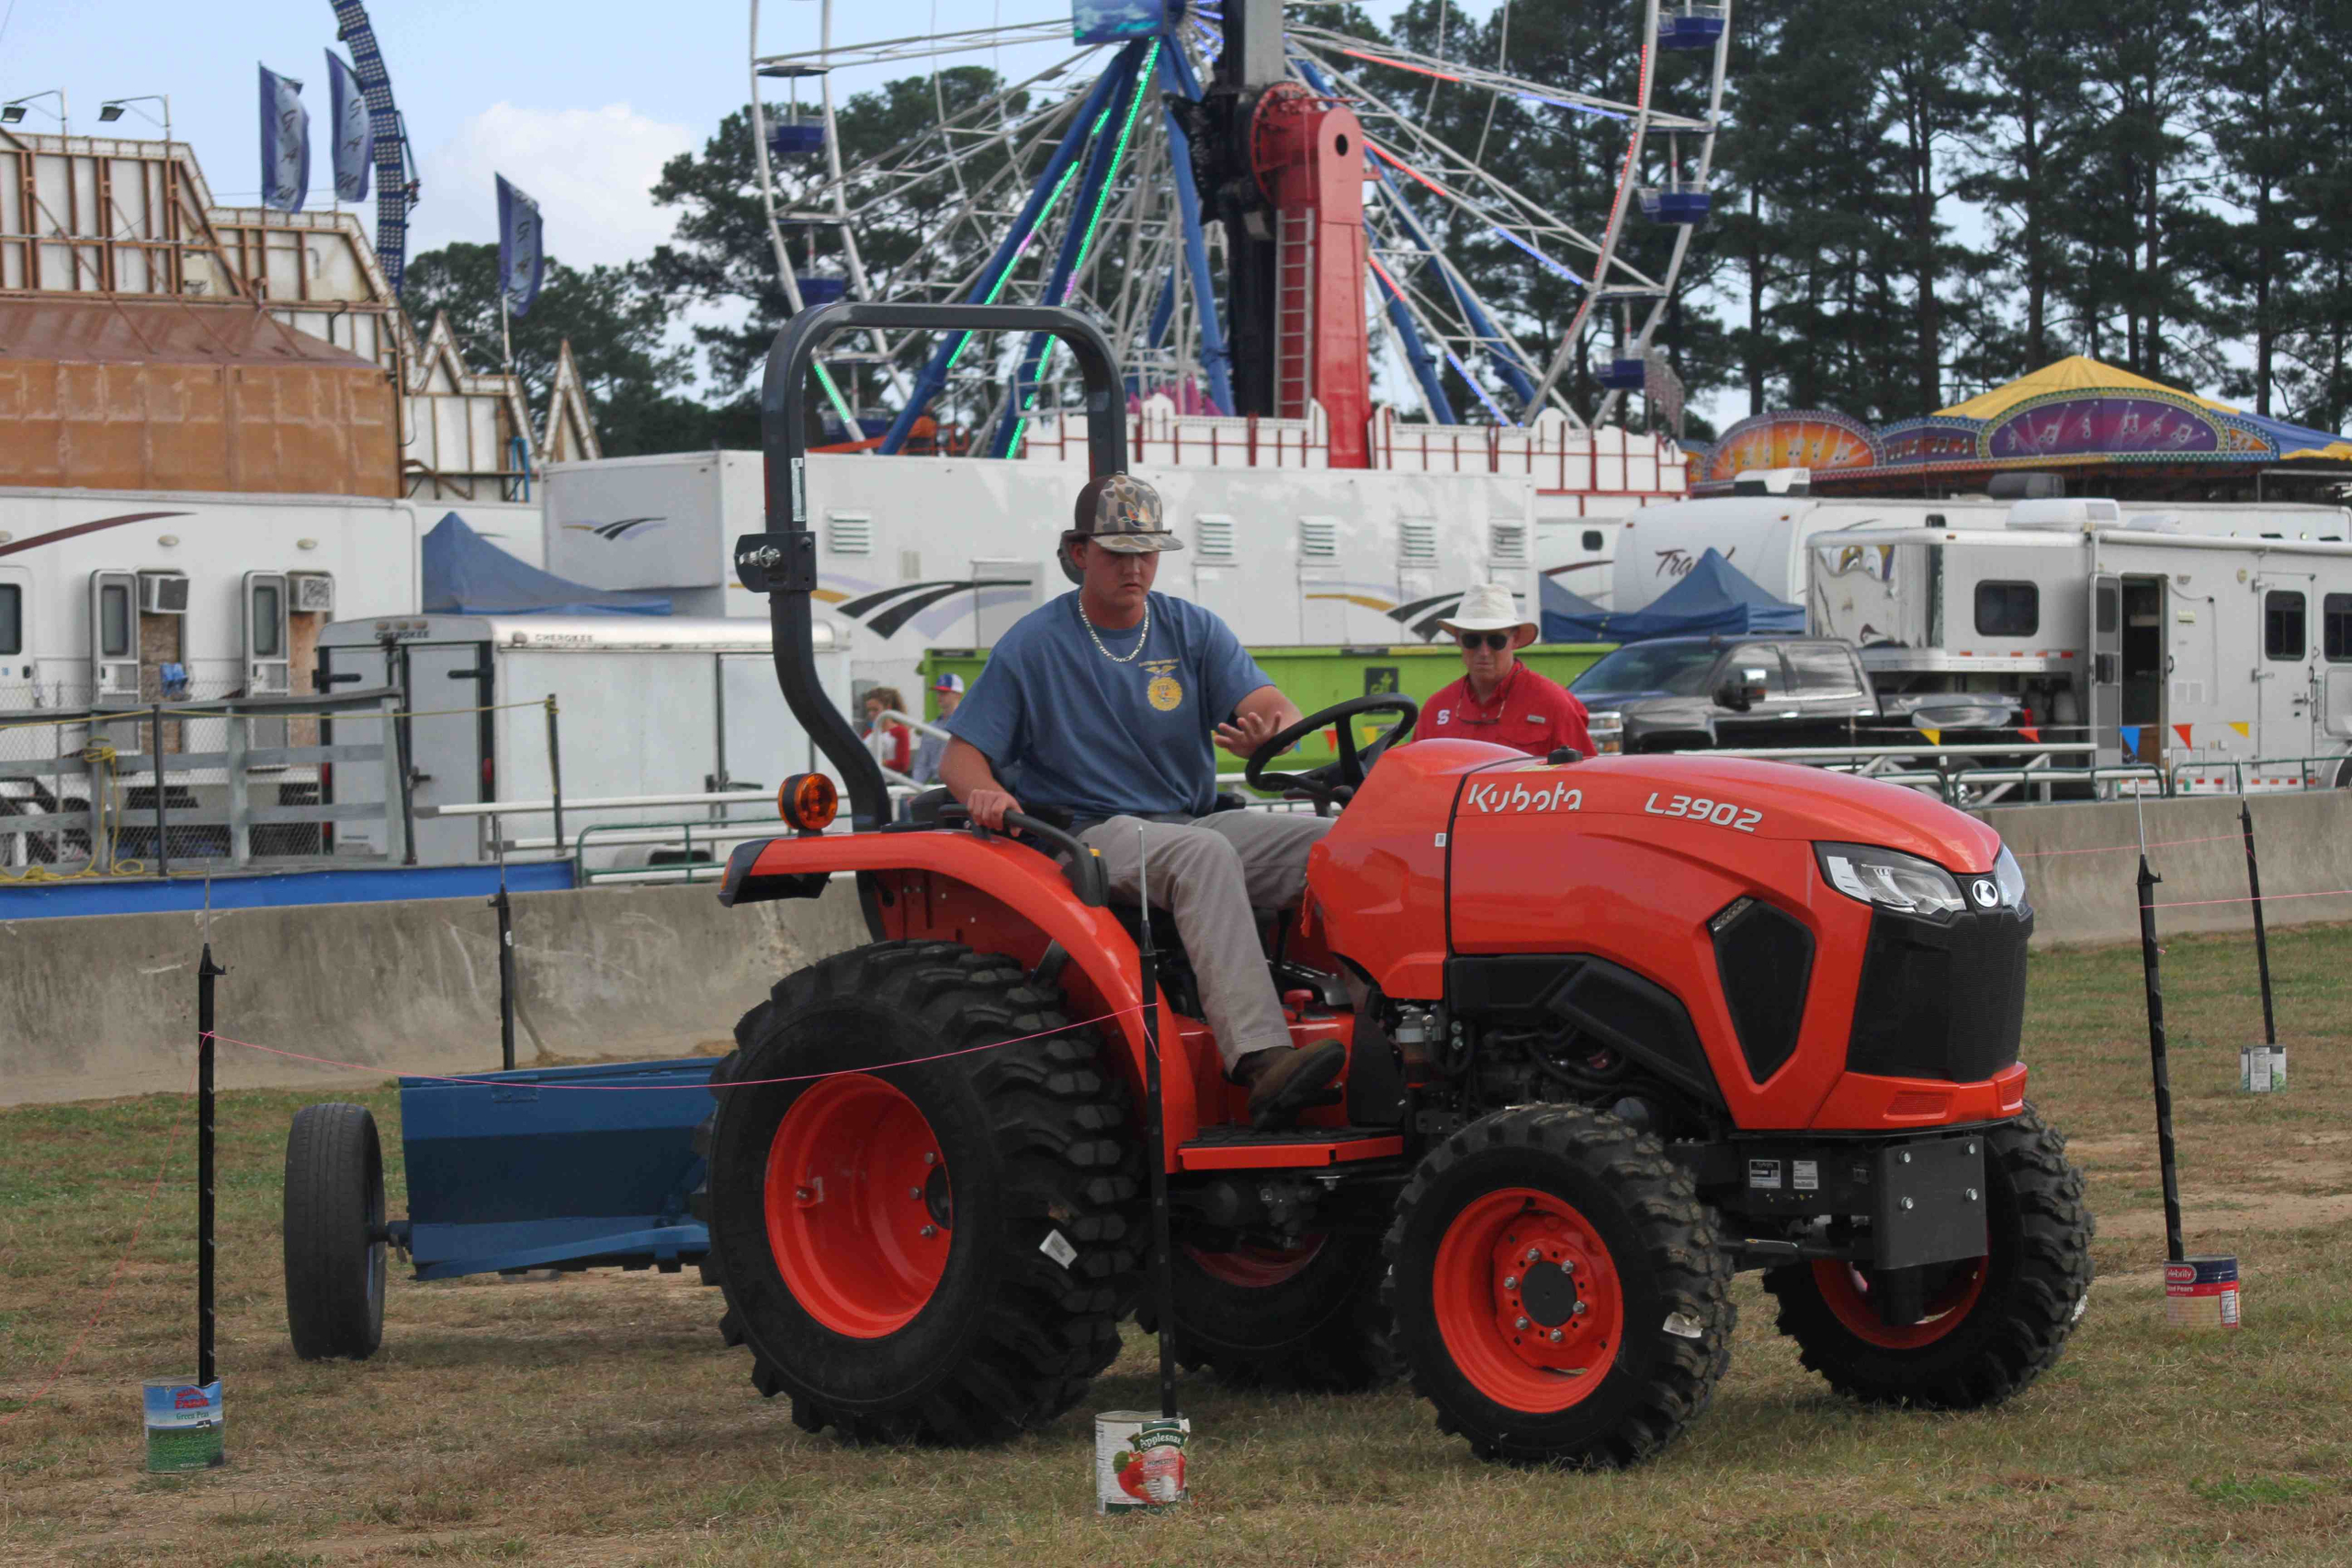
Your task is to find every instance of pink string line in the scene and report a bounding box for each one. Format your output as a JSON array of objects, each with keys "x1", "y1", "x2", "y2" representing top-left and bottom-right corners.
[
  {"x1": 2152, "y1": 887, "x2": 2352, "y2": 910},
  {"x1": 0, "y1": 1089, "x2": 180, "y2": 1427},
  {"x1": 2014, "y1": 832, "x2": 2244, "y2": 860},
  {"x1": 202, "y1": 1004, "x2": 1149, "y2": 1090}
]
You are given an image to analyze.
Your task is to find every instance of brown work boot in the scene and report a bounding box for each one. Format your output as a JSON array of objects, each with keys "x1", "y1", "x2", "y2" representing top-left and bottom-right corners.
[{"x1": 1236, "y1": 1040, "x2": 1347, "y2": 1132}]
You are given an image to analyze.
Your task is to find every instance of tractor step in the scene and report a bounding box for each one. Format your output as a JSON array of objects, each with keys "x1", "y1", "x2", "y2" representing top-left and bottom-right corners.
[{"x1": 1176, "y1": 1125, "x2": 1407, "y2": 1171}]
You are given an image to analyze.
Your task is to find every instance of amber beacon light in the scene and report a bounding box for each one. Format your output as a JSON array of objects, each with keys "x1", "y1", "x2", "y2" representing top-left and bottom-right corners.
[{"x1": 779, "y1": 773, "x2": 840, "y2": 834}]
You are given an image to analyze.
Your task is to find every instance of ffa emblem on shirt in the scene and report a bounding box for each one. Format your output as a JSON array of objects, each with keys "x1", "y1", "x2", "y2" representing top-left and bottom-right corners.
[{"x1": 1144, "y1": 658, "x2": 1183, "y2": 711}]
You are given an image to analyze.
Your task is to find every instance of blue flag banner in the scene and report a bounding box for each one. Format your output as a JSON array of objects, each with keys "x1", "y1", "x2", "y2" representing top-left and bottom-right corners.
[
  {"x1": 495, "y1": 174, "x2": 546, "y2": 318},
  {"x1": 2120, "y1": 725, "x2": 2142, "y2": 756},
  {"x1": 258, "y1": 65, "x2": 311, "y2": 212},
  {"x1": 325, "y1": 51, "x2": 373, "y2": 204}
]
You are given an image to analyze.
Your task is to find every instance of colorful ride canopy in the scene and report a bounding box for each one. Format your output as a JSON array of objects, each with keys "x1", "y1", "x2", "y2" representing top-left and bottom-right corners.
[{"x1": 1697, "y1": 356, "x2": 2351, "y2": 494}]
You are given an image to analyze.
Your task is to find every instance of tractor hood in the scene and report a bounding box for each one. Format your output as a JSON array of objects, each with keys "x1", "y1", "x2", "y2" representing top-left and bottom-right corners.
[{"x1": 1449, "y1": 751, "x2": 2004, "y2": 874}]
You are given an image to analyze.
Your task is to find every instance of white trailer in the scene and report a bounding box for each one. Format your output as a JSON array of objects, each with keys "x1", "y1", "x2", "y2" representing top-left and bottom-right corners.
[
  {"x1": 0, "y1": 484, "x2": 541, "y2": 713},
  {"x1": 1615, "y1": 492, "x2": 2352, "y2": 616},
  {"x1": 314, "y1": 615, "x2": 851, "y2": 865},
  {"x1": 541, "y1": 451, "x2": 1544, "y2": 698},
  {"x1": 1808, "y1": 518, "x2": 2352, "y2": 787}
]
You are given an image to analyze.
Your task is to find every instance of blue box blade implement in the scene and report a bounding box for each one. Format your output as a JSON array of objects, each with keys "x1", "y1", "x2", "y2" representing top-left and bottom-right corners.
[{"x1": 397, "y1": 1057, "x2": 723, "y2": 1280}]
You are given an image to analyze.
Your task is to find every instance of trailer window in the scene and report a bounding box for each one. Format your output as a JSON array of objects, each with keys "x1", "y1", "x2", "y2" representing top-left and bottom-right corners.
[
  {"x1": 2266, "y1": 591, "x2": 2306, "y2": 660},
  {"x1": 1974, "y1": 581, "x2": 2040, "y2": 637},
  {"x1": 99, "y1": 582, "x2": 132, "y2": 659},
  {"x1": 2327, "y1": 595, "x2": 2352, "y2": 662},
  {"x1": 0, "y1": 583, "x2": 18, "y2": 656},
  {"x1": 1582, "y1": 530, "x2": 1604, "y2": 552}
]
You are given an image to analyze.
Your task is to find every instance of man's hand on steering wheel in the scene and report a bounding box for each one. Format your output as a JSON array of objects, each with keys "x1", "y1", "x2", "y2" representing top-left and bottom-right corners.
[
  {"x1": 1243, "y1": 694, "x2": 1420, "y2": 811},
  {"x1": 1216, "y1": 707, "x2": 1283, "y2": 758}
]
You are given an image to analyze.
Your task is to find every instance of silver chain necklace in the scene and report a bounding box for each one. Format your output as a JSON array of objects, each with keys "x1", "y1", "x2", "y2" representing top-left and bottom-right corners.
[{"x1": 1079, "y1": 597, "x2": 1151, "y2": 664}]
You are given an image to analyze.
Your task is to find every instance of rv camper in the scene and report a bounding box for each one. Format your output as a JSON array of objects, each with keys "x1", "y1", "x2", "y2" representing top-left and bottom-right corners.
[
  {"x1": 314, "y1": 615, "x2": 852, "y2": 867},
  {"x1": 1808, "y1": 502, "x2": 2352, "y2": 787},
  {"x1": 1621, "y1": 491, "x2": 2352, "y2": 617}
]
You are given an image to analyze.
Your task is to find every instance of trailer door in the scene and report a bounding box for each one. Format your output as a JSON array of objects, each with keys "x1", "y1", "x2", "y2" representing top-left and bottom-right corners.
[
  {"x1": 2088, "y1": 573, "x2": 2122, "y2": 764},
  {"x1": 2256, "y1": 581, "x2": 2314, "y2": 765},
  {"x1": 401, "y1": 640, "x2": 492, "y2": 864},
  {"x1": 0, "y1": 565, "x2": 29, "y2": 699},
  {"x1": 243, "y1": 571, "x2": 291, "y2": 696},
  {"x1": 90, "y1": 570, "x2": 139, "y2": 702},
  {"x1": 2322, "y1": 592, "x2": 2352, "y2": 750}
]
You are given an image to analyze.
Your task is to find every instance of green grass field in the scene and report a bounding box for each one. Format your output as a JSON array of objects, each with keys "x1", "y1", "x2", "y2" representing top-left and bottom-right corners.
[{"x1": 4, "y1": 925, "x2": 2350, "y2": 1566}]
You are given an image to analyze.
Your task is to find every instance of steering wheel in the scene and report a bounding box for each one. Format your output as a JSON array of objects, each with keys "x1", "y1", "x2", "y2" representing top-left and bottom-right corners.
[{"x1": 1244, "y1": 694, "x2": 1420, "y2": 811}]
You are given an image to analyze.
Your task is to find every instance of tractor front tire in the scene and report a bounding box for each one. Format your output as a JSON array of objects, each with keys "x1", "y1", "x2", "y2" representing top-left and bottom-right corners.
[
  {"x1": 282, "y1": 1102, "x2": 387, "y2": 1361},
  {"x1": 1762, "y1": 1104, "x2": 2093, "y2": 1409},
  {"x1": 705, "y1": 942, "x2": 1143, "y2": 1445},
  {"x1": 1138, "y1": 1231, "x2": 1396, "y2": 1392},
  {"x1": 1384, "y1": 1106, "x2": 1734, "y2": 1468}
]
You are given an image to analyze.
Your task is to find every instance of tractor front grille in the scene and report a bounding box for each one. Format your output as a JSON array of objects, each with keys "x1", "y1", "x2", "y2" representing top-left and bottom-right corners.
[
  {"x1": 1845, "y1": 903, "x2": 2030, "y2": 1085},
  {"x1": 1710, "y1": 897, "x2": 1814, "y2": 1086}
]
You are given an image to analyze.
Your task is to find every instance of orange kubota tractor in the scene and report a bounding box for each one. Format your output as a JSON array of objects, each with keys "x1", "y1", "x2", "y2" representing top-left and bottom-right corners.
[{"x1": 702, "y1": 304, "x2": 2093, "y2": 1468}]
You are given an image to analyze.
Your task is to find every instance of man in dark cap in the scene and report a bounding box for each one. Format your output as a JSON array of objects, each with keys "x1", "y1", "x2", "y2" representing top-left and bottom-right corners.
[{"x1": 939, "y1": 472, "x2": 1344, "y2": 1129}]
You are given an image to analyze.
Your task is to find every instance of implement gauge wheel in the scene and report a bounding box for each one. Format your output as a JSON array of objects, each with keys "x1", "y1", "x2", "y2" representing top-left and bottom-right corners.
[
  {"x1": 1763, "y1": 1103, "x2": 2093, "y2": 1408},
  {"x1": 1384, "y1": 1105, "x2": 1734, "y2": 1468},
  {"x1": 282, "y1": 1102, "x2": 387, "y2": 1361},
  {"x1": 705, "y1": 941, "x2": 1143, "y2": 1445},
  {"x1": 1137, "y1": 1231, "x2": 1396, "y2": 1392}
]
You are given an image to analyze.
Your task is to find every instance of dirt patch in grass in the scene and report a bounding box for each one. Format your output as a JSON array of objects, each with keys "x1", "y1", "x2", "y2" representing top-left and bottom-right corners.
[{"x1": 6, "y1": 925, "x2": 2352, "y2": 1565}]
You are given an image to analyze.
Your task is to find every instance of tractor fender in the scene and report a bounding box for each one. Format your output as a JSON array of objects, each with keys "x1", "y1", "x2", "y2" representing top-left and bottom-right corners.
[{"x1": 718, "y1": 830, "x2": 1203, "y2": 1155}]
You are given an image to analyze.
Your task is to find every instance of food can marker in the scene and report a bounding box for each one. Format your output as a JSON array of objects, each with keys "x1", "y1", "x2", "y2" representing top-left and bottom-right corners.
[
  {"x1": 142, "y1": 1378, "x2": 225, "y2": 1472},
  {"x1": 2165, "y1": 1255, "x2": 2240, "y2": 1329},
  {"x1": 2239, "y1": 1044, "x2": 2287, "y2": 1093},
  {"x1": 1096, "y1": 1410, "x2": 1189, "y2": 1513}
]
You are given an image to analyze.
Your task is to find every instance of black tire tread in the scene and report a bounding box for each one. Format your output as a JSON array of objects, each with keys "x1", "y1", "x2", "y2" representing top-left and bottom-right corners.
[
  {"x1": 1382, "y1": 1105, "x2": 1735, "y2": 1468},
  {"x1": 1760, "y1": 1103, "x2": 2094, "y2": 1410},
  {"x1": 282, "y1": 1101, "x2": 385, "y2": 1361},
  {"x1": 1136, "y1": 1242, "x2": 1398, "y2": 1392},
  {"x1": 713, "y1": 941, "x2": 1143, "y2": 1446}
]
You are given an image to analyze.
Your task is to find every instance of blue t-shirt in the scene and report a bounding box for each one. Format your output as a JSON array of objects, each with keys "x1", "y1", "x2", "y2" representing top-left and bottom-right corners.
[{"x1": 944, "y1": 591, "x2": 1273, "y2": 820}]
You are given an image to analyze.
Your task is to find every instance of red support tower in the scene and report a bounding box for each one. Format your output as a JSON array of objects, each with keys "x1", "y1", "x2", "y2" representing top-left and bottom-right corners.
[{"x1": 1250, "y1": 84, "x2": 1372, "y2": 468}]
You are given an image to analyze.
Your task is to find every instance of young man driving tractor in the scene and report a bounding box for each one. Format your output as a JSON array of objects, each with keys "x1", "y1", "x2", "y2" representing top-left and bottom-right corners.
[{"x1": 938, "y1": 473, "x2": 1350, "y2": 1130}]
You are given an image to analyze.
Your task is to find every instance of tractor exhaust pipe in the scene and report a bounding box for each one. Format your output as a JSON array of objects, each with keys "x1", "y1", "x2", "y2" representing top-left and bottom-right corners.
[{"x1": 743, "y1": 301, "x2": 1130, "y2": 831}]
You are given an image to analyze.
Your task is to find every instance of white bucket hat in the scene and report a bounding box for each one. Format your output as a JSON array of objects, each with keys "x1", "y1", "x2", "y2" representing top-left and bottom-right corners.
[{"x1": 1436, "y1": 581, "x2": 1539, "y2": 649}]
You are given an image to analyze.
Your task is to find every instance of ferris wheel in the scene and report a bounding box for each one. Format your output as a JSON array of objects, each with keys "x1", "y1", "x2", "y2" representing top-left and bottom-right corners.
[{"x1": 744, "y1": 0, "x2": 1729, "y2": 457}]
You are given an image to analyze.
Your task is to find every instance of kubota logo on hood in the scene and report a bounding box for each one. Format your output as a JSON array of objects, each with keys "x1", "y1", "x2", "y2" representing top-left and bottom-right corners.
[{"x1": 562, "y1": 517, "x2": 669, "y2": 541}]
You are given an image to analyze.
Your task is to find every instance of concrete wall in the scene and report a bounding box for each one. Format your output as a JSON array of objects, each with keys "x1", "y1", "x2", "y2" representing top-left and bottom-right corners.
[
  {"x1": 0, "y1": 879, "x2": 867, "y2": 1105},
  {"x1": 1979, "y1": 791, "x2": 2352, "y2": 949}
]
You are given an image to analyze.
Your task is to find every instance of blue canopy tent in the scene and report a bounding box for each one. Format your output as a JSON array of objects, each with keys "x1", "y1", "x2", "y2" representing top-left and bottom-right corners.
[
  {"x1": 1541, "y1": 547, "x2": 1803, "y2": 643},
  {"x1": 422, "y1": 513, "x2": 672, "y2": 616},
  {"x1": 1539, "y1": 574, "x2": 1608, "y2": 639}
]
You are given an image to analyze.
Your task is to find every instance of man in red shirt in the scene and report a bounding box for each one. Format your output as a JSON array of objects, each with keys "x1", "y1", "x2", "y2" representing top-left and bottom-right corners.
[{"x1": 1419, "y1": 581, "x2": 1593, "y2": 758}]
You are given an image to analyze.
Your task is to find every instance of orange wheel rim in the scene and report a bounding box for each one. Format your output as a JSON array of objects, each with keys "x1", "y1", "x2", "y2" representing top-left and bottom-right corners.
[
  {"x1": 763, "y1": 1074, "x2": 950, "y2": 1338},
  {"x1": 1811, "y1": 1257, "x2": 1985, "y2": 1349},
  {"x1": 1431, "y1": 1188, "x2": 1623, "y2": 1412}
]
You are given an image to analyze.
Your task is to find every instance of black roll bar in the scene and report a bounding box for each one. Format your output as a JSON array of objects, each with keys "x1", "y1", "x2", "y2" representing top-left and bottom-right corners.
[{"x1": 737, "y1": 302, "x2": 1130, "y2": 831}]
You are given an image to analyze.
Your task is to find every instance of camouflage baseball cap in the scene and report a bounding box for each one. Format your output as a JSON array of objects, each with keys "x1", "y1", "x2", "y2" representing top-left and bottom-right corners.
[{"x1": 1066, "y1": 473, "x2": 1182, "y2": 556}]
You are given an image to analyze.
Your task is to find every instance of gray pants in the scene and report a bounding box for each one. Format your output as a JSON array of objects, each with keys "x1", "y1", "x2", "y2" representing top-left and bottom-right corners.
[{"x1": 1077, "y1": 810, "x2": 1337, "y2": 1072}]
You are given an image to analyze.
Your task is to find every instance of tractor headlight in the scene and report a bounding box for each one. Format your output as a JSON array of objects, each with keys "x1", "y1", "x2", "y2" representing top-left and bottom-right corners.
[
  {"x1": 1815, "y1": 841, "x2": 1967, "y2": 919},
  {"x1": 1587, "y1": 710, "x2": 1623, "y2": 754},
  {"x1": 1992, "y1": 844, "x2": 2029, "y2": 909}
]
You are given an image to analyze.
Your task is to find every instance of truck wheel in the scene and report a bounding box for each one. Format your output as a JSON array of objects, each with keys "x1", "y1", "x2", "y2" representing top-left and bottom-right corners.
[
  {"x1": 1762, "y1": 1104, "x2": 2092, "y2": 1409},
  {"x1": 705, "y1": 942, "x2": 1143, "y2": 1445},
  {"x1": 1383, "y1": 1106, "x2": 1735, "y2": 1468},
  {"x1": 282, "y1": 1103, "x2": 387, "y2": 1361},
  {"x1": 1137, "y1": 1232, "x2": 1396, "y2": 1391}
]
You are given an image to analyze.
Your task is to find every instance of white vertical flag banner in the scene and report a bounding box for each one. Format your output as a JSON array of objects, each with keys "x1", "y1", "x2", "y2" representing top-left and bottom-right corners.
[
  {"x1": 258, "y1": 65, "x2": 311, "y2": 213},
  {"x1": 495, "y1": 174, "x2": 546, "y2": 318},
  {"x1": 325, "y1": 51, "x2": 373, "y2": 204}
]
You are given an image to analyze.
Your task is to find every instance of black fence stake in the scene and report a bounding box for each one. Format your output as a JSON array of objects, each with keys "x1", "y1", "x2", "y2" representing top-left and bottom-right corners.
[
  {"x1": 152, "y1": 700, "x2": 170, "y2": 884},
  {"x1": 491, "y1": 843, "x2": 517, "y2": 1073},
  {"x1": 391, "y1": 650, "x2": 418, "y2": 867},
  {"x1": 2240, "y1": 800, "x2": 2277, "y2": 1047},
  {"x1": 196, "y1": 941, "x2": 226, "y2": 1386},
  {"x1": 2135, "y1": 853, "x2": 2188, "y2": 1264},
  {"x1": 544, "y1": 696, "x2": 565, "y2": 857},
  {"x1": 1136, "y1": 832, "x2": 1179, "y2": 1422}
]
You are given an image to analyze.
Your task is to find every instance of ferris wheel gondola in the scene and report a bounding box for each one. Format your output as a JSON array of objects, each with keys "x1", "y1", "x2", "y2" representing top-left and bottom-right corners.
[{"x1": 745, "y1": 0, "x2": 1730, "y2": 454}]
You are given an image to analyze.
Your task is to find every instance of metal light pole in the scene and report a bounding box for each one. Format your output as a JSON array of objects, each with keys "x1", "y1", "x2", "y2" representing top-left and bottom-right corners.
[
  {"x1": 97, "y1": 94, "x2": 172, "y2": 146},
  {"x1": 1, "y1": 90, "x2": 70, "y2": 139}
]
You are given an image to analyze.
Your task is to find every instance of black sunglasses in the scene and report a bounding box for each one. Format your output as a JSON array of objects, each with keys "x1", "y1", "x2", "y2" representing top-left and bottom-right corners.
[{"x1": 1455, "y1": 632, "x2": 1512, "y2": 651}]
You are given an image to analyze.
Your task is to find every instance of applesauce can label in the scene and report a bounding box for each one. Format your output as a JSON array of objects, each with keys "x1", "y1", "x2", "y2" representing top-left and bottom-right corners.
[{"x1": 1095, "y1": 1410, "x2": 1190, "y2": 1513}]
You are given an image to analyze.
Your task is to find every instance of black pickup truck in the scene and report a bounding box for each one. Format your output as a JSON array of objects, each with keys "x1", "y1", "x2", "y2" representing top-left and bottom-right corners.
[{"x1": 1567, "y1": 635, "x2": 2017, "y2": 754}]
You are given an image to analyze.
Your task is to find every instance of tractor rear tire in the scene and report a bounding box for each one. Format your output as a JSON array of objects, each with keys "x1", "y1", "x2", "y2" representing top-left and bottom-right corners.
[
  {"x1": 705, "y1": 941, "x2": 1143, "y2": 1446},
  {"x1": 1383, "y1": 1105, "x2": 1735, "y2": 1468},
  {"x1": 1136, "y1": 1231, "x2": 1396, "y2": 1392},
  {"x1": 1762, "y1": 1104, "x2": 2093, "y2": 1409},
  {"x1": 282, "y1": 1102, "x2": 387, "y2": 1361}
]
